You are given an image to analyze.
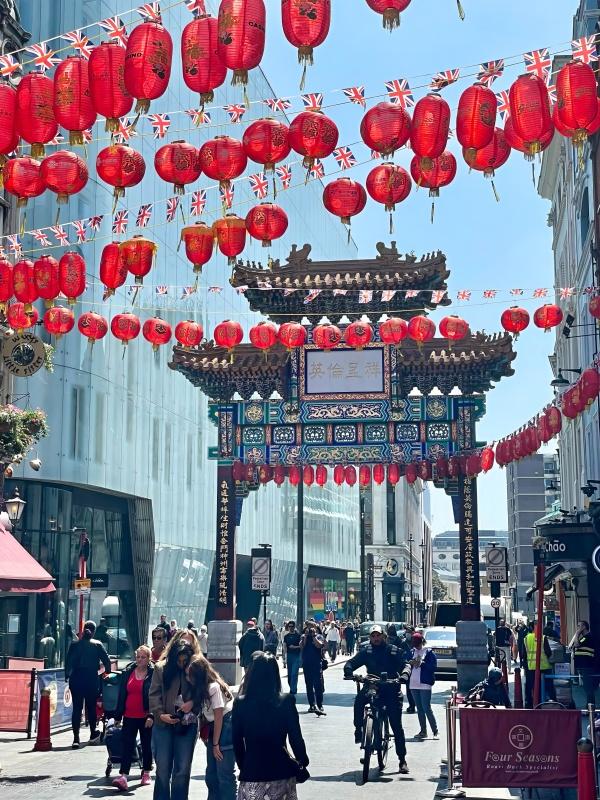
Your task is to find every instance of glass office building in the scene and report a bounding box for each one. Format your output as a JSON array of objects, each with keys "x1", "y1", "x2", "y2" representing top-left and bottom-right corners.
[{"x1": 15, "y1": 0, "x2": 360, "y2": 641}]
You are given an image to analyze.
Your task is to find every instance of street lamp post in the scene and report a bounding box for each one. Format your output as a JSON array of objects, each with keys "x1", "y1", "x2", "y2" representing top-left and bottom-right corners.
[
  {"x1": 5, "y1": 488, "x2": 26, "y2": 527},
  {"x1": 360, "y1": 488, "x2": 366, "y2": 621},
  {"x1": 258, "y1": 542, "x2": 271, "y2": 629},
  {"x1": 408, "y1": 534, "x2": 414, "y2": 626}
]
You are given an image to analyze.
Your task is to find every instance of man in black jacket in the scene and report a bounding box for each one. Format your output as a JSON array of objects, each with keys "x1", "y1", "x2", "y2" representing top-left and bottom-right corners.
[
  {"x1": 238, "y1": 620, "x2": 264, "y2": 672},
  {"x1": 344, "y1": 625, "x2": 411, "y2": 774},
  {"x1": 65, "y1": 620, "x2": 111, "y2": 748}
]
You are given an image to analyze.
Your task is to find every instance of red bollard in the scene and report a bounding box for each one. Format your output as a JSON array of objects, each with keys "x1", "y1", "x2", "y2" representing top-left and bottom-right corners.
[
  {"x1": 513, "y1": 666, "x2": 524, "y2": 709},
  {"x1": 33, "y1": 688, "x2": 52, "y2": 751},
  {"x1": 577, "y1": 738, "x2": 595, "y2": 800},
  {"x1": 501, "y1": 659, "x2": 508, "y2": 685}
]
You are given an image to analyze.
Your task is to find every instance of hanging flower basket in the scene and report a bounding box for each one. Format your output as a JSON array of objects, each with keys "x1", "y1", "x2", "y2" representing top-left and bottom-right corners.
[{"x1": 0, "y1": 405, "x2": 49, "y2": 465}]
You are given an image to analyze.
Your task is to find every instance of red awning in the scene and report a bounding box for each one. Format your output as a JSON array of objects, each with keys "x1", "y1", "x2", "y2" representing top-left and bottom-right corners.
[{"x1": 0, "y1": 524, "x2": 55, "y2": 593}]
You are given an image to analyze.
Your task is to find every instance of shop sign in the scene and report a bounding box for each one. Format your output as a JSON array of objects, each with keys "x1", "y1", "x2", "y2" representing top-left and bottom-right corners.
[
  {"x1": 2, "y1": 332, "x2": 46, "y2": 377},
  {"x1": 459, "y1": 476, "x2": 481, "y2": 620},
  {"x1": 533, "y1": 528, "x2": 598, "y2": 565},
  {"x1": 36, "y1": 669, "x2": 72, "y2": 730},
  {"x1": 73, "y1": 577, "x2": 92, "y2": 596},
  {"x1": 216, "y1": 466, "x2": 236, "y2": 617}
]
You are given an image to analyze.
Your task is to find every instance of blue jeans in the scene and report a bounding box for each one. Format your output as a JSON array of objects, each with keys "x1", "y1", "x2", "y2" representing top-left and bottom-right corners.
[
  {"x1": 152, "y1": 722, "x2": 197, "y2": 800},
  {"x1": 205, "y1": 742, "x2": 236, "y2": 800},
  {"x1": 411, "y1": 688, "x2": 437, "y2": 734},
  {"x1": 287, "y1": 656, "x2": 300, "y2": 695}
]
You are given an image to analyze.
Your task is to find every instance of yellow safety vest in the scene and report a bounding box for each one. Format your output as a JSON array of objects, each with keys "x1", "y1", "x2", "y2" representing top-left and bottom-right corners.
[{"x1": 525, "y1": 632, "x2": 550, "y2": 671}]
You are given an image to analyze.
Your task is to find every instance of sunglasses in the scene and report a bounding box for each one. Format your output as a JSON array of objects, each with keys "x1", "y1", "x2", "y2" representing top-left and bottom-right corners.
[{"x1": 152, "y1": 634, "x2": 165, "y2": 640}]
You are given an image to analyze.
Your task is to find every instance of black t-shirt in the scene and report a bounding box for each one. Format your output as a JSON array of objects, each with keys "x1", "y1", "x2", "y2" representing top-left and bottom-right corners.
[{"x1": 284, "y1": 631, "x2": 302, "y2": 653}]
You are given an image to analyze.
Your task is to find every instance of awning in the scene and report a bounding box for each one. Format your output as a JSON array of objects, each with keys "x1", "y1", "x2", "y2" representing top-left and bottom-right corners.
[
  {"x1": 0, "y1": 524, "x2": 55, "y2": 593},
  {"x1": 525, "y1": 563, "x2": 566, "y2": 600}
]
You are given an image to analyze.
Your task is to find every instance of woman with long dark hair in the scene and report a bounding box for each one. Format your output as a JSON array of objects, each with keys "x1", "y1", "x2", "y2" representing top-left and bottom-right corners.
[
  {"x1": 187, "y1": 655, "x2": 236, "y2": 800},
  {"x1": 149, "y1": 641, "x2": 200, "y2": 800},
  {"x1": 300, "y1": 622, "x2": 326, "y2": 715},
  {"x1": 232, "y1": 652, "x2": 309, "y2": 800}
]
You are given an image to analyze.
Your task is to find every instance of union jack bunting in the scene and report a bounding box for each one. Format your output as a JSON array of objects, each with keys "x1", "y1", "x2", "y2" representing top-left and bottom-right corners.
[
  {"x1": 572, "y1": 35, "x2": 598, "y2": 64},
  {"x1": 583, "y1": 286, "x2": 596, "y2": 295},
  {"x1": 431, "y1": 289, "x2": 447, "y2": 304},
  {"x1": 523, "y1": 48, "x2": 552, "y2": 84},
  {"x1": 510, "y1": 288, "x2": 524, "y2": 296},
  {"x1": 276, "y1": 164, "x2": 292, "y2": 189},
  {"x1": 208, "y1": 286, "x2": 223, "y2": 294},
  {"x1": 370, "y1": 150, "x2": 381, "y2": 160},
  {"x1": 6, "y1": 234, "x2": 22, "y2": 255},
  {"x1": 236, "y1": 285, "x2": 248, "y2": 294},
  {"x1": 0, "y1": 244, "x2": 6, "y2": 259},
  {"x1": 82, "y1": 128, "x2": 93, "y2": 144},
  {"x1": 303, "y1": 289, "x2": 321, "y2": 304},
  {"x1": 430, "y1": 68, "x2": 460, "y2": 91},
  {"x1": 496, "y1": 90, "x2": 510, "y2": 122},
  {"x1": 359, "y1": 290, "x2": 373, "y2": 304},
  {"x1": 166, "y1": 197, "x2": 179, "y2": 222},
  {"x1": 248, "y1": 173, "x2": 269, "y2": 199},
  {"x1": 384, "y1": 78, "x2": 414, "y2": 108},
  {"x1": 405, "y1": 289, "x2": 419, "y2": 299},
  {"x1": 191, "y1": 189, "x2": 207, "y2": 217},
  {"x1": 257, "y1": 280, "x2": 272, "y2": 289},
  {"x1": 49, "y1": 133, "x2": 65, "y2": 145},
  {"x1": 477, "y1": 59, "x2": 504, "y2": 88},
  {"x1": 87, "y1": 215, "x2": 104, "y2": 232},
  {"x1": 185, "y1": 0, "x2": 206, "y2": 14},
  {"x1": 99, "y1": 16, "x2": 128, "y2": 47},
  {"x1": 309, "y1": 159, "x2": 325, "y2": 180},
  {"x1": 32, "y1": 229, "x2": 51, "y2": 247},
  {"x1": 73, "y1": 219, "x2": 87, "y2": 244},
  {"x1": 0, "y1": 54, "x2": 20, "y2": 77},
  {"x1": 283, "y1": 288, "x2": 296, "y2": 296},
  {"x1": 533, "y1": 288, "x2": 548, "y2": 298},
  {"x1": 559, "y1": 287, "x2": 574, "y2": 299},
  {"x1": 50, "y1": 225, "x2": 69, "y2": 245},
  {"x1": 547, "y1": 84, "x2": 557, "y2": 106},
  {"x1": 127, "y1": 285, "x2": 136, "y2": 297},
  {"x1": 224, "y1": 103, "x2": 246, "y2": 123},
  {"x1": 381, "y1": 290, "x2": 396, "y2": 302},
  {"x1": 457, "y1": 290, "x2": 472, "y2": 301},
  {"x1": 483, "y1": 289, "x2": 497, "y2": 299},
  {"x1": 24, "y1": 43, "x2": 60, "y2": 73},
  {"x1": 342, "y1": 86, "x2": 366, "y2": 107},
  {"x1": 220, "y1": 184, "x2": 235, "y2": 209},
  {"x1": 301, "y1": 93, "x2": 323, "y2": 112},
  {"x1": 185, "y1": 108, "x2": 211, "y2": 126},
  {"x1": 155, "y1": 285, "x2": 169, "y2": 296},
  {"x1": 147, "y1": 113, "x2": 171, "y2": 139},
  {"x1": 263, "y1": 98, "x2": 291, "y2": 112},
  {"x1": 181, "y1": 286, "x2": 196, "y2": 298},
  {"x1": 114, "y1": 117, "x2": 135, "y2": 143},
  {"x1": 138, "y1": 3, "x2": 161, "y2": 21},
  {"x1": 332, "y1": 289, "x2": 347, "y2": 296},
  {"x1": 112, "y1": 210, "x2": 129, "y2": 234},
  {"x1": 136, "y1": 204, "x2": 153, "y2": 228},
  {"x1": 62, "y1": 30, "x2": 93, "y2": 60},
  {"x1": 333, "y1": 147, "x2": 356, "y2": 170}
]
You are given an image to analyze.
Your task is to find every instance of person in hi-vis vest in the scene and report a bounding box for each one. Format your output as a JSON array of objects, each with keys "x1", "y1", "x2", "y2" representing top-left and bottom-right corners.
[{"x1": 524, "y1": 623, "x2": 555, "y2": 708}]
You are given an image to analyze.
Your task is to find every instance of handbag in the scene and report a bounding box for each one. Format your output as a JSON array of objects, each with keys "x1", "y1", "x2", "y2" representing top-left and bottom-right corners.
[
  {"x1": 321, "y1": 657, "x2": 328, "y2": 671},
  {"x1": 295, "y1": 764, "x2": 310, "y2": 784}
]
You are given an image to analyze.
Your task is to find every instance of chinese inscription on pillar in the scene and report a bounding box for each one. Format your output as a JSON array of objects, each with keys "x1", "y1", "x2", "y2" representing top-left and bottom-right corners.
[
  {"x1": 215, "y1": 465, "x2": 237, "y2": 620},
  {"x1": 459, "y1": 475, "x2": 481, "y2": 620}
]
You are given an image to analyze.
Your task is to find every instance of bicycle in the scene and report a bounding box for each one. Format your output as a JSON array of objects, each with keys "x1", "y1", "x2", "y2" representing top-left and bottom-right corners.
[{"x1": 352, "y1": 673, "x2": 401, "y2": 784}]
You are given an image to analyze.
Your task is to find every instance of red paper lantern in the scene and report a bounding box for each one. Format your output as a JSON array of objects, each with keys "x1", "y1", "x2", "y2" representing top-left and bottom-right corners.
[
  {"x1": 243, "y1": 118, "x2": 290, "y2": 171},
  {"x1": 0, "y1": 259, "x2": 13, "y2": 308},
  {"x1": 359, "y1": 464, "x2": 371, "y2": 487},
  {"x1": 418, "y1": 460, "x2": 432, "y2": 481},
  {"x1": 249, "y1": 321, "x2": 278, "y2": 352},
  {"x1": 379, "y1": 317, "x2": 408, "y2": 346},
  {"x1": 181, "y1": 222, "x2": 214, "y2": 274},
  {"x1": 175, "y1": 320, "x2": 203, "y2": 349},
  {"x1": 345, "y1": 464, "x2": 357, "y2": 487},
  {"x1": 53, "y1": 56, "x2": 96, "y2": 145},
  {"x1": 13, "y1": 259, "x2": 38, "y2": 310},
  {"x1": 124, "y1": 21, "x2": 173, "y2": 113},
  {"x1": 481, "y1": 447, "x2": 495, "y2": 472},
  {"x1": 344, "y1": 321, "x2": 373, "y2": 349},
  {"x1": 571, "y1": 383, "x2": 586, "y2": 415},
  {"x1": 504, "y1": 114, "x2": 554, "y2": 160},
  {"x1": 3, "y1": 157, "x2": 45, "y2": 207},
  {"x1": 407, "y1": 315, "x2": 436, "y2": 344},
  {"x1": 537, "y1": 414, "x2": 551, "y2": 445},
  {"x1": 119, "y1": 235, "x2": 157, "y2": 285},
  {"x1": 214, "y1": 319, "x2": 243, "y2": 354},
  {"x1": 244, "y1": 464, "x2": 256, "y2": 483},
  {"x1": 466, "y1": 453, "x2": 482, "y2": 477},
  {"x1": 360, "y1": 102, "x2": 411, "y2": 157},
  {"x1": 333, "y1": 464, "x2": 345, "y2": 485},
  {"x1": 405, "y1": 462, "x2": 418, "y2": 484},
  {"x1": 410, "y1": 93, "x2": 451, "y2": 167},
  {"x1": 508, "y1": 74, "x2": 554, "y2": 158},
  {"x1": 181, "y1": 15, "x2": 227, "y2": 106},
  {"x1": 312, "y1": 323, "x2": 342, "y2": 350},
  {"x1": 373, "y1": 464, "x2": 385, "y2": 485},
  {"x1": 41, "y1": 150, "x2": 89, "y2": 204},
  {"x1": 88, "y1": 41, "x2": 134, "y2": 132},
  {"x1": 439, "y1": 315, "x2": 469, "y2": 342},
  {"x1": 456, "y1": 83, "x2": 497, "y2": 159},
  {"x1": 589, "y1": 295, "x2": 600, "y2": 321},
  {"x1": 501, "y1": 306, "x2": 530, "y2": 336},
  {"x1": 34, "y1": 255, "x2": 60, "y2": 307},
  {"x1": 315, "y1": 463, "x2": 327, "y2": 487},
  {"x1": 245, "y1": 203, "x2": 289, "y2": 247},
  {"x1": 448, "y1": 456, "x2": 461, "y2": 477},
  {"x1": 16, "y1": 72, "x2": 58, "y2": 158},
  {"x1": 99, "y1": 242, "x2": 128, "y2": 296},
  {"x1": 44, "y1": 306, "x2": 74, "y2": 338},
  {"x1": 464, "y1": 127, "x2": 511, "y2": 177},
  {"x1": 7, "y1": 302, "x2": 38, "y2": 333},
  {"x1": 258, "y1": 465, "x2": 273, "y2": 484},
  {"x1": 580, "y1": 368, "x2": 600, "y2": 405},
  {"x1": 387, "y1": 463, "x2": 400, "y2": 485},
  {"x1": 59, "y1": 252, "x2": 86, "y2": 304},
  {"x1": 217, "y1": 0, "x2": 266, "y2": 86},
  {"x1": 78, "y1": 312, "x2": 108, "y2": 344},
  {"x1": 435, "y1": 456, "x2": 449, "y2": 479},
  {"x1": 410, "y1": 150, "x2": 456, "y2": 197},
  {"x1": 289, "y1": 110, "x2": 339, "y2": 169},
  {"x1": 282, "y1": 0, "x2": 331, "y2": 73},
  {"x1": 111, "y1": 312, "x2": 141, "y2": 347},
  {"x1": 288, "y1": 465, "x2": 301, "y2": 486},
  {"x1": 273, "y1": 465, "x2": 286, "y2": 487},
  {"x1": 96, "y1": 144, "x2": 146, "y2": 200},
  {"x1": 278, "y1": 321, "x2": 307, "y2": 351},
  {"x1": 231, "y1": 460, "x2": 245, "y2": 480},
  {"x1": 561, "y1": 388, "x2": 576, "y2": 420},
  {"x1": 554, "y1": 61, "x2": 600, "y2": 147},
  {"x1": 143, "y1": 317, "x2": 172, "y2": 350},
  {"x1": 213, "y1": 214, "x2": 247, "y2": 265},
  {"x1": 365, "y1": 0, "x2": 411, "y2": 29},
  {"x1": 303, "y1": 464, "x2": 314, "y2": 487},
  {"x1": 366, "y1": 163, "x2": 412, "y2": 213},
  {"x1": 323, "y1": 178, "x2": 367, "y2": 225},
  {"x1": 199, "y1": 135, "x2": 247, "y2": 189},
  {"x1": 154, "y1": 140, "x2": 201, "y2": 194},
  {"x1": 533, "y1": 303, "x2": 563, "y2": 332},
  {"x1": 0, "y1": 84, "x2": 17, "y2": 157}
]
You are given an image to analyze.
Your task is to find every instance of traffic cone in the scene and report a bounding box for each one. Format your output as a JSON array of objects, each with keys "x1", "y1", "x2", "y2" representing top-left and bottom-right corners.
[
  {"x1": 513, "y1": 666, "x2": 524, "y2": 709},
  {"x1": 577, "y1": 738, "x2": 595, "y2": 800},
  {"x1": 33, "y1": 688, "x2": 52, "y2": 751}
]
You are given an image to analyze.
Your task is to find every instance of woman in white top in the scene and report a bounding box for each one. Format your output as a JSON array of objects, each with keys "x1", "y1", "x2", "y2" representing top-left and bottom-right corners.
[{"x1": 188, "y1": 654, "x2": 236, "y2": 800}]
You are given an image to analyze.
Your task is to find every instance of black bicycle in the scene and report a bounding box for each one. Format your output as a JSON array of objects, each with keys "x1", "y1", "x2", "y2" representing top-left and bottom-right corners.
[{"x1": 353, "y1": 674, "x2": 401, "y2": 784}]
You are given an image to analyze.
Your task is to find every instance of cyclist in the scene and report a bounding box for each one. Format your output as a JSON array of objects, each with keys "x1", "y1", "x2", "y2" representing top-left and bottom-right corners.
[{"x1": 344, "y1": 624, "x2": 411, "y2": 774}]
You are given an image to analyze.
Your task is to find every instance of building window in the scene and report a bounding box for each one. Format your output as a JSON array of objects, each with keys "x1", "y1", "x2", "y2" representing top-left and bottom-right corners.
[
  {"x1": 94, "y1": 393, "x2": 106, "y2": 463},
  {"x1": 453, "y1": 553, "x2": 459, "y2": 559},
  {"x1": 70, "y1": 387, "x2": 86, "y2": 461},
  {"x1": 438, "y1": 553, "x2": 446, "y2": 560},
  {"x1": 152, "y1": 418, "x2": 160, "y2": 481},
  {"x1": 581, "y1": 187, "x2": 590, "y2": 243},
  {"x1": 164, "y1": 423, "x2": 172, "y2": 484}
]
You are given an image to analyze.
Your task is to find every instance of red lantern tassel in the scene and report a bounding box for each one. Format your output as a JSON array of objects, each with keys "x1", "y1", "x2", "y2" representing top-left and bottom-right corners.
[
  {"x1": 382, "y1": 9, "x2": 400, "y2": 29},
  {"x1": 430, "y1": 200, "x2": 435, "y2": 224},
  {"x1": 456, "y1": 0, "x2": 465, "y2": 19},
  {"x1": 491, "y1": 180, "x2": 500, "y2": 203}
]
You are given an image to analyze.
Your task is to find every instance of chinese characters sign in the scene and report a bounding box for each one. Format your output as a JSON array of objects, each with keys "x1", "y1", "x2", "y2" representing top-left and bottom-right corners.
[
  {"x1": 459, "y1": 476, "x2": 481, "y2": 620},
  {"x1": 303, "y1": 348, "x2": 388, "y2": 398},
  {"x1": 215, "y1": 466, "x2": 237, "y2": 620}
]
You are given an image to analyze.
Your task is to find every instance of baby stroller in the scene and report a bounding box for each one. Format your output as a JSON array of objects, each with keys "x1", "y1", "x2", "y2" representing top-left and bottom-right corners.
[
  {"x1": 98, "y1": 671, "x2": 144, "y2": 779},
  {"x1": 104, "y1": 720, "x2": 144, "y2": 779},
  {"x1": 97, "y1": 672, "x2": 121, "y2": 740}
]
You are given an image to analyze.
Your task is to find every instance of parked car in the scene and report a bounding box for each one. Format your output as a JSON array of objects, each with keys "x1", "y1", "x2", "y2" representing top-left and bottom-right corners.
[{"x1": 424, "y1": 626, "x2": 457, "y2": 673}]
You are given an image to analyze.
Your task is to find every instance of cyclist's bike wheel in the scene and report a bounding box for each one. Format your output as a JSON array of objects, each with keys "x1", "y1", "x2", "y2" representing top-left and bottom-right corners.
[
  {"x1": 362, "y1": 716, "x2": 373, "y2": 784},
  {"x1": 377, "y1": 715, "x2": 390, "y2": 771}
]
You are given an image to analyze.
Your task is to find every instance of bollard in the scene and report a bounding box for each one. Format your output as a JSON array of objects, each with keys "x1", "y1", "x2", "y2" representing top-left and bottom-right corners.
[
  {"x1": 513, "y1": 667, "x2": 523, "y2": 709},
  {"x1": 501, "y1": 659, "x2": 508, "y2": 685},
  {"x1": 577, "y1": 738, "x2": 595, "y2": 800},
  {"x1": 33, "y1": 688, "x2": 52, "y2": 751}
]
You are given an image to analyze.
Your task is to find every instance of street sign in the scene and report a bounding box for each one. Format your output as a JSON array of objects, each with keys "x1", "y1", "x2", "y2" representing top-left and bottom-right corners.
[
  {"x1": 533, "y1": 527, "x2": 597, "y2": 565},
  {"x1": 385, "y1": 558, "x2": 399, "y2": 577},
  {"x1": 73, "y1": 577, "x2": 91, "y2": 596},
  {"x1": 251, "y1": 548, "x2": 271, "y2": 593},
  {"x1": 485, "y1": 547, "x2": 508, "y2": 583},
  {"x1": 490, "y1": 598, "x2": 501, "y2": 609}
]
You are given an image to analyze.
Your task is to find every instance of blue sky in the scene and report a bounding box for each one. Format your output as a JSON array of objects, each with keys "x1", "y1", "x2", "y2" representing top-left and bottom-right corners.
[{"x1": 258, "y1": 0, "x2": 578, "y2": 534}]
